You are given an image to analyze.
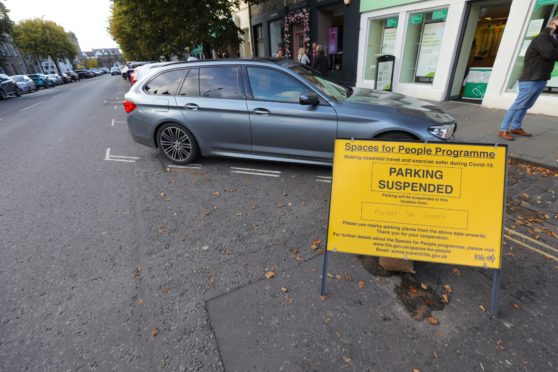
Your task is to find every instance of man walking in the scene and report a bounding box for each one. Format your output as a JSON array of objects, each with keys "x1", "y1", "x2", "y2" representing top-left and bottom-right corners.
[{"x1": 499, "y1": 16, "x2": 558, "y2": 140}]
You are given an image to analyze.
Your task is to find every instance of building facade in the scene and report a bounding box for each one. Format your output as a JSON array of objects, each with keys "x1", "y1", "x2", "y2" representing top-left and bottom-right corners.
[
  {"x1": 247, "y1": 0, "x2": 361, "y2": 86},
  {"x1": 0, "y1": 34, "x2": 35, "y2": 75},
  {"x1": 82, "y1": 48, "x2": 124, "y2": 68},
  {"x1": 357, "y1": 0, "x2": 558, "y2": 116}
]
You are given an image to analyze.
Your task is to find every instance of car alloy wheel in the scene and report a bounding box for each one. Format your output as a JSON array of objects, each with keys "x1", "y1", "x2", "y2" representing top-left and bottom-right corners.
[{"x1": 157, "y1": 124, "x2": 198, "y2": 164}]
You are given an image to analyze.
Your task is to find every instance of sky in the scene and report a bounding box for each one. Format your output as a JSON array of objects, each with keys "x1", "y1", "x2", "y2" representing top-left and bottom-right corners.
[{"x1": 5, "y1": 0, "x2": 118, "y2": 51}]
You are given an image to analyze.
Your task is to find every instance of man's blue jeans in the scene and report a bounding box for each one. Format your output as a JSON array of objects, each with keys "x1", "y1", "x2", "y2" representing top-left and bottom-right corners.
[{"x1": 499, "y1": 80, "x2": 547, "y2": 131}]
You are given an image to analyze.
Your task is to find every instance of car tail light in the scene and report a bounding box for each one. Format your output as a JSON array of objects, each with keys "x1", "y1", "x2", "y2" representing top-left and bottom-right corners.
[{"x1": 123, "y1": 100, "x2": 137, "y2": 113}]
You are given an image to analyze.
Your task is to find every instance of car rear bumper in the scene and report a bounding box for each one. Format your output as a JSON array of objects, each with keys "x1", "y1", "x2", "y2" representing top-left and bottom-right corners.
[{"x1": 127, "y1": 115, "x2": 157, "y2": 148}]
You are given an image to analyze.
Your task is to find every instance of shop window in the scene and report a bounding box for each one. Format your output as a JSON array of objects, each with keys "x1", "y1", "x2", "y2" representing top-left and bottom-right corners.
[
  {"x1": 269, "y1": 19, "x2": 283, "y2": 57},
  {"x1": 507, "y1": 2, "x2": 558, "y2": 94},
  {"x1": 400, "y1": 9, "x2": 448, "y2": 84},
  {"x1": 254, "y1": 24, "x2": 265, "y2": 57},
  {"x1": 364, "y1": 17, "x2": 399, "y2": 81}
]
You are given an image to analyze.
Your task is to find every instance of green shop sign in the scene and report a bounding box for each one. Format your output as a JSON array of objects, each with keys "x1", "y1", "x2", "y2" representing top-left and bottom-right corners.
[
  {"x1": 386, "y1": 17, "x2": 399, "y2": 28},
  {"x1": 409, "y1": 13, "x2": 424, "y2": 25},
  {"x1": 536, "y1": 0, "x2": 558, "y2": 8},
  {"x1": 361, "y1": 0, "x2": 425, "y2": 13},
  {"x1": 432, "y1": 9, "x2": 448, "y2": 21}
]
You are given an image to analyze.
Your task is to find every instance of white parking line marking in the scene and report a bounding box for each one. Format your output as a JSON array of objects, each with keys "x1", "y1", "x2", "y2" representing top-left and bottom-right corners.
[
  {"x1": 231, "y1": 170, "x2": 280, "y2": 177},
  {"x1": 167, "y1": 164, "x2": 201, "y2": 169},
  {"x1": 20, "y1": 101, "x2": 44, "y2": 112},
  {"x1": 111, "y1": 119, "x2": 115, "y2": 127},
  {"x1": 104, "y1": 147, "x2": 139, "y2": 163},
  {"x1": 316, "y1": 175, "x2": 332, "y2": 183},
  {"x1": 230, "y1": 167, "x2": 281, "y2": 174}
]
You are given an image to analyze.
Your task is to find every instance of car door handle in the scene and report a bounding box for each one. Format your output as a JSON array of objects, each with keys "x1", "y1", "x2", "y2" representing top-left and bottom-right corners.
[
  {"x1": 184, "y1": 103, "x2": 199, "y2": 110},
  {"x1": 252, "y1": 108, "x2": 270, "y2": 115}
]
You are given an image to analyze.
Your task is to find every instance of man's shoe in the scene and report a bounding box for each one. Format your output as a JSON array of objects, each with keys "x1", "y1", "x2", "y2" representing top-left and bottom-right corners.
[
  {"x1": 510, "y1": 128, "x2": 532, "y2": 137},
  {"x1": 498, "y1": 131, "x2": 514, "y2": 140}
]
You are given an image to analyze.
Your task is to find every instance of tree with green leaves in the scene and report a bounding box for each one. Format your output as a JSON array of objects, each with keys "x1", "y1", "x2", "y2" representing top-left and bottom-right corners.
[
  {"x1": 13, "y1": 18, "x2": 78, "y2": 74},
  {"x1": 0, "y1": 0, "x2": 13, "y2": 42},
  {"x1": 108, "y1": 0, "x2": 263, "y2": 61}
]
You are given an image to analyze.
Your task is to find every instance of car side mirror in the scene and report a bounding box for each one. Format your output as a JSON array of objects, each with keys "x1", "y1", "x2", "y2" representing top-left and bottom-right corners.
[{"x1": 299, "y1": 92, "x2": 320, "y2": 106}]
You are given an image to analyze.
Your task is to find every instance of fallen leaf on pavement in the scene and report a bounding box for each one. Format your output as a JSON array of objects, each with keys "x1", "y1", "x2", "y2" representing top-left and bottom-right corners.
[
  {"x1": 155, "y1": 226, "x2": 166, "y2": 236},
  {"x1": 135, "y1": 298, "x2": 144, "y2": 305},
  {"x1": 443, "y1": 284, "x2": 453, "y2": 294},
  {"x1": 286, "y1": 296, "x2": 294, "y2": 304},
  {"x1": 212, "y1": 191, "x2": 220, "y2": 197},
  {"x1": 512, "y1": 303, "x2": 521, "y2": 309},
  {"x1": 327, "y1": 272, "x2": 334, "y2": 278},
  {"x1": 264, "y1": 270, "x2": 276, "y2": 279},
  {"x1": 209, "y1": 274, "x2": 216, "y2": 287},
  {"x1": 357, "y1": 280, "x2": 365, "y2": 289},
  {"x1": 161, "y1": 287, "x2": 171, "y2": 294},
  {"x1": 160, "y1": 192, "x2": 166, "y2": 197},
  {"x1": 343, "y1": 274, "x2": 353, "y2": 282},
  {"x1": 496, "y1": 340, "x2": 505, "y2": 350},
  {"x1": 310, "y1": 239, "x2": 322, "y2": 250},
  {"x1": 413, "y1": 369, "x2": 422, "y2": 372},
  {"x1": 452, "y1": 267, "x2": 461, "y2": 276},
  {"x1": 281, "y1": 287, "x2": 288, "y2": 293},
  {"x1": 441, "y1": 294, "x2": 449, "y2": 304},
  {"x1": 151, "y1": 327, "x2": 159, "y2": 337},
  {"x1": 427, "y1": 316, "x2": 439, "y2": 325},
  {"x1": 320, "y1": 295, "x2": 327, "y2": 301},
  {"x1": 342, "y1": 355, "x2": 351, "y2": 365},
  {"x1": 479, "y1": 304, "x2": 486, "y2": 312},
  {"x1": 201, "y1": 245, "x2": 209, "y2": 251},
  {"x1": 420, "y1": 283, "x2": 428, "y2": 290},
  {"x1": 409, "y1": 286, "x2": 417, "y2": 294}
]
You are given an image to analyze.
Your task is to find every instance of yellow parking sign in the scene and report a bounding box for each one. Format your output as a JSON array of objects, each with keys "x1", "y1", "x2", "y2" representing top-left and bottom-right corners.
[{"x1": 327, "y1": 139, "x2": 507, "y2": 269}]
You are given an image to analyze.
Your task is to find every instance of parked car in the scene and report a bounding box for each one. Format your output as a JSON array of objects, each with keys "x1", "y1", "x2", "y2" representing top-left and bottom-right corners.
[
  {"x1": 129, "y1": 62, "x2": 179, "y2": 85},
  {"x1": 124, "y1": 59, "x2": 456, "y2": 165},
  {"x1": 125, "y1": 61, "x2": 151, "y2": 81},
  {"x1": 47, "y1": 74, "x2": 63, "y2": 85},
  {"x1": 66, "y1": 71, "x2": 80, "y2": 81},
  {"x1": 28, "y1": 73, "x2": 53, "y2": 89},
  {"x1": 100, "y1": 67, "x2": 110, "y2": 74},
  {"x1": 74, "y1": 69, "x2": 95, "y2": 79},
  {"x1": 60, "y1": 73, "x2": 72, "y2": 84},
  {"x1": 110, "y1": 67, "x2": 121, "y2": 76},
  {"x1": 0, "y1": 74, "x2": 21, "y2": 99},
  {"x1": 10, "y1": 75, "x2": 37, "y2": 93}
]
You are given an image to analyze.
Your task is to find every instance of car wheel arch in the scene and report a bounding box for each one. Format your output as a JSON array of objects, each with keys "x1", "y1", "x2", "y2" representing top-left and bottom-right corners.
[{"x1": 373, "y1": 130, "x2": 421, "y2": 141}]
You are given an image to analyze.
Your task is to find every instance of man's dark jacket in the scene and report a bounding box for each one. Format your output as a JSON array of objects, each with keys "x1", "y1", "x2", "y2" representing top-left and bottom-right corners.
[{"x1": 520, "y1": 27, "x2": 558, "y2": 81}]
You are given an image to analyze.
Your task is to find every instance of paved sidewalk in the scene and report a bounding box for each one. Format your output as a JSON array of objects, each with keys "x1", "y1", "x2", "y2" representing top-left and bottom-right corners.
[{"x1": 437, "y1": 101, "x2": 558, "y2": 168}]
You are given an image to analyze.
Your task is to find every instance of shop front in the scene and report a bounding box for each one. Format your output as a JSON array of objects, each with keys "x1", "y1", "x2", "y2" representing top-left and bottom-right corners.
[
  {"x1": 249, "y1": 0, "x2": 361, "y2": 86},
  {"x1": 357, "y1": 0, "x2": 558, "y2": 116}
]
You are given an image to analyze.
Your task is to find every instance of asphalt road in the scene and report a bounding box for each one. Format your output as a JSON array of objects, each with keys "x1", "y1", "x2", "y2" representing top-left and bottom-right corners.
[
  {"x1": 1, "y1": 76, "x2": 557, "y2": 371},
  {"x1": 0, "y1": 76, "x2": 332, "y2": 371}
]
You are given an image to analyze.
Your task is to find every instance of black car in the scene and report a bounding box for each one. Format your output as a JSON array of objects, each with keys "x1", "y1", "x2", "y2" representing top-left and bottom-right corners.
[
  {"x1": 60, "y1": 73, "x2": 72, "y2": 84},
  {"x1": 75, "y1": 69, "x2": 95, "y2": 79},
  {"x1": 66, "y1": 71, "x2": 80, "y2": 81},
  {"x1": 0, "y1": 74, "x2": 21, "y2": 99}
]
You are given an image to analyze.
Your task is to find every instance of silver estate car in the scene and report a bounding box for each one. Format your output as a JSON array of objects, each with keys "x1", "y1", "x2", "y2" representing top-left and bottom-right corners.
[{"x1": 124, "y1": 59, "x2": 456, "y2": 165}]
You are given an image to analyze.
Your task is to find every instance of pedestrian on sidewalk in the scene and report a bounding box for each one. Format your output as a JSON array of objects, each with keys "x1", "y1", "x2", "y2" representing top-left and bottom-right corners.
[
  {"x1": 298, "y1": 47, "x2": 310, "y2": 65},
  {"x1": 498, "y1": 16, "x2": 558, "y2": 140},
  {"x1": 312, "y1": 45, "x2": 329, "y2": 76}
]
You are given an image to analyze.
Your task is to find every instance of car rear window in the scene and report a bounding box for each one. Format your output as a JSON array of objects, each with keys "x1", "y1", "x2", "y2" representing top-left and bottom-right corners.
[
  {"x1": 199, "y1": 67, "x2": 243, "y2": 99},
  {"x1": 144, "y1": 69, "x2": 186, "y2": 96}
]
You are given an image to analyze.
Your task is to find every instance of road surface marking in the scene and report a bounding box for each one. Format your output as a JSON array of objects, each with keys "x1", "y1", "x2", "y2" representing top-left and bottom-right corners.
[
  {"x1": 504, "y1": 235, "x2": 558, "y2": 262},
  {"x1": 166, "y1": 164, "x2": 202, "y2": 172},
  {"x1": 104, "y1": 147, "x2": 139, "y2": 163},
  {"x1": 231, "y1": 170, "x2": 280, "y2": 177},
  {"x1": 316, "y1": 175, "x2": 332, "y2": 183},
  {"x1": 111, "y1": 119, "x2": 115, "y2": 127},
  {"x1": 230, "y1": 167, "x2": 281, "y2": 178},
  {"x1": 20, "y1": 101, "x2": 44, "y2": 112},
  {"x1": 230, "y1": 167, "x2": 281, "y2": 174},
  {"x1": 504, "y1": 227, "x2": 558, "y2": 255}
]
